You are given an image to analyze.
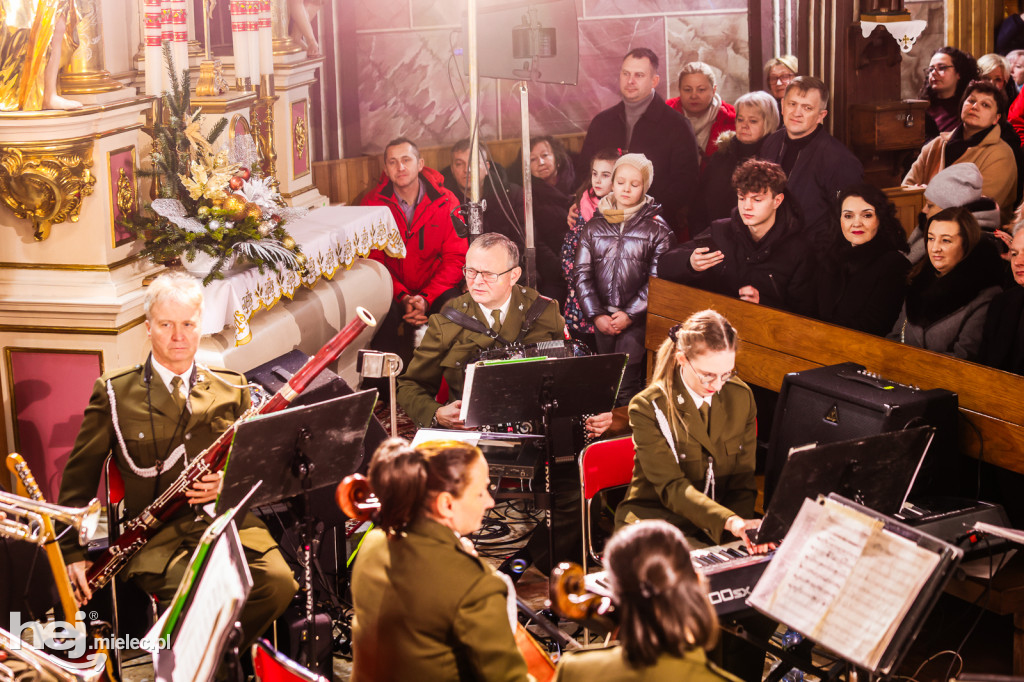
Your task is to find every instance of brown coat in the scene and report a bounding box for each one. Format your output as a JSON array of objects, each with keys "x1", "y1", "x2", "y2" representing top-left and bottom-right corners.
[{"x1": 903, "y1": 125, "x2": 1017, "y2": 224}]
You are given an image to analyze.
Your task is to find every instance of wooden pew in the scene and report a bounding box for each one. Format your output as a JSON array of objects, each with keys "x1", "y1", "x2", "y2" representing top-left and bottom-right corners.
[
  {"x1": 645, "y1": 277, "x2": 1024, "y2": 474},
  {"x1": 646, "y1": 277, "x2": 1024, "y2": 674}
]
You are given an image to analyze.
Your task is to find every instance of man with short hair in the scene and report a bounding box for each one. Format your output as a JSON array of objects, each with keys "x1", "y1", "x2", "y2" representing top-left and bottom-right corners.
[
  {"x1": 59, "y1": 272, "x2": 297, "y2": 648},
  {"x1": 363, "y1": 137, "x2": 468, "y2": 389},
  {"x1": 441, "y1": 138, "x2": 525, "y2": 259},
  {"x1": 577, "y1": 47, "x2": 700, "y2": 239},
  {"x1": 658, "y1": 158, "x2": 816, "y2": 315},
  {"x1": 396, "y1": 233, "x2": 563, "y2": 430},
  {"x1": 760, "y1": 76, "x2": 864, "y2": 253}
]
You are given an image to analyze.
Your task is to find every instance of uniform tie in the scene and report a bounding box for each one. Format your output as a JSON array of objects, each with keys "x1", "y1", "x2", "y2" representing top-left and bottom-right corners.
[
  {"x1": 490, "y1": 309, "x2": 502, "y2": 333},
  {"x1": 698, "y1": 401, "x2": 710, "y2": 429},
  {"x1": 170, "y1": 375, "x2": 188, "y2": 414}
]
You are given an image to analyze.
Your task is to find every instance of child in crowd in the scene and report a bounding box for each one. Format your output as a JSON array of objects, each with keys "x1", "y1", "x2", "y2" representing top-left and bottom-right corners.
[
  {"x1": 574, "y1": 153, "x2": 676, "y2": 405},
  {"x1": 561, "y1": 147, "x2": 620, "y2": 349}
]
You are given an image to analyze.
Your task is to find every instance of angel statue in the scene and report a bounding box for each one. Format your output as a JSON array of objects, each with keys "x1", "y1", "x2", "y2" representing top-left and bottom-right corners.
[
  {"x1": 288, "y1": 0, "x2": 324, "y2": 57},
  {"x1": 0, "y1": 0, "x2": 83, "y2": 110}
]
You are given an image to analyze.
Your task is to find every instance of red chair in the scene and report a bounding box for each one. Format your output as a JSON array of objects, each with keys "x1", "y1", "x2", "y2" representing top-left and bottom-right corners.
[
  {"x1": 578, "y1": 436, "x2": 636, "y2": 574},
  {"x1": 253, "y1": 638, "x2": 328, "y2": 681}
]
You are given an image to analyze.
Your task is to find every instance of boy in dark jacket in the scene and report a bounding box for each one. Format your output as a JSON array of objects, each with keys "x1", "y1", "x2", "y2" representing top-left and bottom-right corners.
[
  {"x1": 575, "y1": 153, "x2": 676, "y2": 405},
  {"x1": 658, "y1": 158, "x2": 816, "y2": 315}
]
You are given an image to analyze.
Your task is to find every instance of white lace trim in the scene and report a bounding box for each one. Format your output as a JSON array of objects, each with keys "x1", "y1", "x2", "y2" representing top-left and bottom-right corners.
[{"x1": 106, "y1": 379, "x2": 186, "y2": 479}]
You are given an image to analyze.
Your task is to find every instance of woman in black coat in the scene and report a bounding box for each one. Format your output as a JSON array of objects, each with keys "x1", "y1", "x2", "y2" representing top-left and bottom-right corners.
[
  {"x1": 815, "y1": 184, "x2": 911, "y2": 335},
  {"x1": 693, "y1": 91, "x2": 779, "y2": 232},
  {"x1": 522, "y1": 136, "x2": 576, "y2": 306},
  {"x1": 978, "y1": 225, "x2": 1024, "y2": 374}
]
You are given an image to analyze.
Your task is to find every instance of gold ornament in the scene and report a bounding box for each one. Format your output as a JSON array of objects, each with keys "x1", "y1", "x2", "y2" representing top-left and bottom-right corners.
[
  {"x1": 0, "y1": 141, "x2": 97, "y2": 240},
  {"x1": 282, "y1": 236, "x2": 296, "y2": 250},
  {"x1": 223, "y1": 193, "x2": 248, "y2": 221},
  {"x1": 197, "y1": 205, "x2": 211, "y2": 217},
  {"x1": 245, "y1": 203, "x2": 263, "y2": 221},
  {"x1": 295, "y1": 252, "x2": 307, "y2": 266}
]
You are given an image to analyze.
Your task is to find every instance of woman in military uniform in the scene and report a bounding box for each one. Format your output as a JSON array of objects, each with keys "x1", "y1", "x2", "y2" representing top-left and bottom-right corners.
[
  {"x1": 554, "y1": 520, "x2": 739, "y2": 681},
  {"x1": 614, "y1": 309, "x2": 770, "y2": 553},
  {"x1": 350, "y1": 439, "x2": 529, "y2": 682}
]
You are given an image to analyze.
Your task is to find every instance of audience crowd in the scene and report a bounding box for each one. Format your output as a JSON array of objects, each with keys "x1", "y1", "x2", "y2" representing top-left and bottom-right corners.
[{"x1": 366, "y1": 43, "x2": 1024, "y2": 413}]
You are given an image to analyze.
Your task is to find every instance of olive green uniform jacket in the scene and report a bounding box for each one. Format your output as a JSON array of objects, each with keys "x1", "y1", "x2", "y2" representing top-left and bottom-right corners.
[
  {"x1": 396, "y1": 285, "x2": 565, "y2": 428},
  {"x1": 351, "y1": 517, "x2": 529, "y2": 681},
  {"x1": 58, "y1": 363, "x2": 277, "y2": 576},
  {"x1": 555, "y1": 646, "x2": 740, "y2": 681},
  {"x1": 614, "y1": 371, "x2": 757, "y2": 546}
]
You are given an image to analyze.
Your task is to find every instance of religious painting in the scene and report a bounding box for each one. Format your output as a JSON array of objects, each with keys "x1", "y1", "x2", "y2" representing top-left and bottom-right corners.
[{"x1": 107, "y1": 146, "x2": 138, "y2": 248}]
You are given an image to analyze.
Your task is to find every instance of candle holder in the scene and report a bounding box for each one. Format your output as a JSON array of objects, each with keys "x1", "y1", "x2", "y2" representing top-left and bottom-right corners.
[
  {"x1": 252, "y1": 74, "x2": 280, "y2": 193},
  {"x1": 197, "y1": 60, "x2": 229, "y2": 96}
]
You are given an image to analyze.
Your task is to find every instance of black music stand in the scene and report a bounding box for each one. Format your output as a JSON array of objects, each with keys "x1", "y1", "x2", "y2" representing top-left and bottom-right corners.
[
  {"x1": 461, "y1": 354, "x2": 626, "y2": 574},
  {"x1": 755, "y1": 426, "x2": 933, "y2": 545},
  {"x1": 216, "y1": 389, "x2": 376, "y2": 674}
]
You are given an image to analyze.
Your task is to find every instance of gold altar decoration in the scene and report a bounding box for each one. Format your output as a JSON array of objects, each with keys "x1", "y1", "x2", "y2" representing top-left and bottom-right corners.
[
  {"x1": 293, "y1": 114, "x2": 307, "y2": 160},
  {"x1": 251, "y1": 75, "x2": 279, "y2": 191},
  {"x1": 271, "y1": 0, "x2": 303, "y2": 55},
  {"x1": 0, "y1": 139, "x2": 96, "y2": 240},
  {"x1": 58, "y1": 0, "x2": 123, "y2": 95},
  {"x1": 196, "y1": 59, "x2": 229, "y2": 96},
  {"x1": 0, "y1": 0, "x2": 79, "y2": 111}
]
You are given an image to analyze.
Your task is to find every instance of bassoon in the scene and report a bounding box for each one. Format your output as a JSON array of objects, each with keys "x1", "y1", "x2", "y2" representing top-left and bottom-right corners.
[{"x1": 84, "y1": 307, "x2": 376, "y2": 594}]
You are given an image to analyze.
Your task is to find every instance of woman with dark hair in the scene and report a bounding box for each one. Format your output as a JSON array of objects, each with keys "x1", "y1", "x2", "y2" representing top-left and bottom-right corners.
[
  {"x1": 554, "y1": 520, "x2": 738, "y2": 681},
  {"x1": 888, "y1": 207, "x2": 1003, "y2": 359},
  {"x1": 525, "y1": 135, "x2": 577, "y2": 304},
  {"x1": 979, "y1": 223, "x2": 1024, "y2": 374},
  {"x1": 351, "y1": 439, "x2": 529, "y2": 681},
  {"x1": 921, "y1": 46, "x2": 980, "y2": 139},
  {"x1": 904, "y1": 79, "x2": 1018, "y2": 224},
  {"x1": 815, "y1": 184, "x2": 911, "y2": 335}
]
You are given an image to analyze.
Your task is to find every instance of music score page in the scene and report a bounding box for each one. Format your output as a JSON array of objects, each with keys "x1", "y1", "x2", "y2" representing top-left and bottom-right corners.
[{"x1": 748, "y1": 497, "x2": 940, "y2": 671}]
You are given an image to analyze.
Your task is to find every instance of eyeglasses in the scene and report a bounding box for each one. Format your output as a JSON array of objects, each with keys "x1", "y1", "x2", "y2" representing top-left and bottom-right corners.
[
  {"x1": 771, "y1": 74, "x2": 794, "y2": 84},
  {"x1": 463, "y1": 266, "x2": 515, "y2": 283},
  {"x1": 687, "y1": 362, "x2": 737, "y2": 386},
  {"x1": 924, "y1": 64, "x2": 952, "y2": 75}
]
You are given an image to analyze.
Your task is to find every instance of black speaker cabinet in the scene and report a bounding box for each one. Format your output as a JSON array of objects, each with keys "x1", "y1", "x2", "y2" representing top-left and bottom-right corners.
[{"x1": 763, "y1": 362, "x2": 959, "y2": 508}]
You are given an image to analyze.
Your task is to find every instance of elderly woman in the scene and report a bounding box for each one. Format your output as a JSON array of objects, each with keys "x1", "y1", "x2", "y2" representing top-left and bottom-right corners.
[
  {"x1": 816, "y1": 184, "x2": 910, "y2": 336},
  {"x1": 904, "y1": 79, "x2": 1017, "y2": 224},
  {"x1": 763, "y1": 55, "x2": 798, "y2": 112},
  {"x1": 524, "y1": 135, "x2": 576, "y2": 304},
  {"x1": 978, "y1": 53, "x2": 1015, "y2": 111},
  {"x1": 694, "y1": 91, "x2": 779, "y2": 230},
  {"x1": 666, "y1": 62, "x2": 736, "y2": 169},
  {"x1": 921, "y1": 47, "x2": 980, "y2": 139},
  {"x1": 978, "y1": 224, "x2": 1024, "y2": 373},
  {"x1": 888, "y1": 207, "x2": 1003, "y2": 359}
]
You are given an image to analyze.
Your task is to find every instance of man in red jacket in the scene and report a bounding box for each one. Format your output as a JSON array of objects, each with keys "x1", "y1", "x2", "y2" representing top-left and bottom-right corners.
[{"x1": 362, "y1": 137, "x2": 468, "y2": 397}]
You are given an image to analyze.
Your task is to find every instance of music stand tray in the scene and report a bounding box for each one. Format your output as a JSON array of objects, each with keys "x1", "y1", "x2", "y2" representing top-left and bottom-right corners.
[
  {"x1": 755, "y1": 426, "x2": 933, "y2": 545},
  {"x1": 460, "y1": 353, "x2": 626, "y2": 427},
  {"x1": 216, "y1": 389, "x2": 376, "y2": 513}
]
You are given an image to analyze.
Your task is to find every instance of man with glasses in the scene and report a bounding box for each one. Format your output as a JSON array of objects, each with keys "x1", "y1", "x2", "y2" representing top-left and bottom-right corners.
[{"x1": 396, "y1": 232, "x2": 564, "y2": 430}]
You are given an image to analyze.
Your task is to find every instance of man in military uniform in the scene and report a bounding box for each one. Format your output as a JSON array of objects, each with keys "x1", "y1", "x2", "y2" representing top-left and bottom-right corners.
[
  {"x1": 397, "y1": 232, "x2": 564, "y2": 429},
  {"x1": 59, "y1": 272, "x2": 297, "y2": 648}
]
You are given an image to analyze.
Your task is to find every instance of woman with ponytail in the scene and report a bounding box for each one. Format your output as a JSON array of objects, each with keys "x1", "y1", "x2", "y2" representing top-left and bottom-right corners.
[
  {"x1": 613, "y1": 310, "x2": 771, "y2": 555},
  {"x1": 555, "y1": 520, "x2": 739, "y2": 680},
  {"x1": 350, "y1": 439, "x2": 529, "y2": 681}
]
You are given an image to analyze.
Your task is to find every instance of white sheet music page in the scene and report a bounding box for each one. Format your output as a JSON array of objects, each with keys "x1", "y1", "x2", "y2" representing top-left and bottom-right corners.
[{"x1": 748, "y1": 497, "x2": 940, "y2": 671}]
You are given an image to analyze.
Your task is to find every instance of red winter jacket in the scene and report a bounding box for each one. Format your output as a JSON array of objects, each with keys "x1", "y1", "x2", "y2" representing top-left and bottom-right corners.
[
  {"x1": 363, "y1": 167, "x2": 468, "y2": 305},
  {"x1": 665, "y1": 98, "x2": 737, "y2": 170}
]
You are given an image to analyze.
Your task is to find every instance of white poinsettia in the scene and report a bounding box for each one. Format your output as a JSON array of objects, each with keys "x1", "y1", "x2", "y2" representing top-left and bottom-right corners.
[{"x1": 241, "y1": 176, "x2": 282, "y2": 213}]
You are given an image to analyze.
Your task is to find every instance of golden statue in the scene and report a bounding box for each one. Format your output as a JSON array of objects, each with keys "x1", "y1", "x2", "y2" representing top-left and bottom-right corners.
[{"x1": 0, "y1": 0, "x2": 83, "y2": 111}]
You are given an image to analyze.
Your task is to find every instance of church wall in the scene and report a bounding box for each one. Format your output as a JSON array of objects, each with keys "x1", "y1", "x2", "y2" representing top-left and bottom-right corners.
[{"x1": 351, "y1": 0, "x2": 751, "y2": 154}]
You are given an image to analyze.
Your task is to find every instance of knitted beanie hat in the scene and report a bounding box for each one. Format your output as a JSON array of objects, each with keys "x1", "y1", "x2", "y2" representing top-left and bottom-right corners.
[
  {"x1": 613, "y1": 153, "x2": 655, "y2": 194},
  {"x1": 924, "y1": 163, "x2": 983, "y2": 209}
]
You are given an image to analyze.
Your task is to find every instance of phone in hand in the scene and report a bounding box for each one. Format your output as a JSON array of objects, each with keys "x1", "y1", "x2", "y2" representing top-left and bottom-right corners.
[{"x1": 694, "y1": 236, "x2": 720, "y2": 253}]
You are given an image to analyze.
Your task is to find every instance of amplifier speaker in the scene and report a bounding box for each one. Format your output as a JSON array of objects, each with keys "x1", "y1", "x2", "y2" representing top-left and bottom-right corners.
[{"x1": 763, "y1": 362, "x2": 960, "y2": 508}]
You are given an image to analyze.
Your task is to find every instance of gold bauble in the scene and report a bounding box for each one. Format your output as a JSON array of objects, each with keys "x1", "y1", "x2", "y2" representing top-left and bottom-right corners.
[
  {"x1": 282, "y1": 236, "x2": 296, "y2": 250},
  {"x1": 295, "y1": 253, "x2": 307, "y2": 266},
  {"x1": 223, "y1": 194, "x2": 247, "y2": 221},
  {"x1": 245, "y1": 204, "x2": 264, "y2": 222}
]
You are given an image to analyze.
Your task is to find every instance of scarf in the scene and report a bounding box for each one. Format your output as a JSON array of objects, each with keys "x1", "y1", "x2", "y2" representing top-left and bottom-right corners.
[
  {"x1": 598, "y1": 193, "x2": 651, "y2": 225},
  {"x1": 685, "y1": 94, "x2": 723, "y2": 155},
  {"x1": 580, "y1": 188, "x2": 602, "y2": 222}
]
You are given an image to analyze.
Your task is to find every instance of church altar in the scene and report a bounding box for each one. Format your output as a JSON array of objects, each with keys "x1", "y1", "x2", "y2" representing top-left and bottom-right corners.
[{"x1": 198, "y1": 204, "x2": 403, "y2": 345}]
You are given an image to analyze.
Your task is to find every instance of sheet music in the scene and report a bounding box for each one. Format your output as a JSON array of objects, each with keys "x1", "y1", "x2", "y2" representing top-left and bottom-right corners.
[
  {"x1": 749, "y1": 497, "x2": 941, "y2": 671},
  {"x1": 411, "y1": 428, "x2": 481, "y2": 448}
]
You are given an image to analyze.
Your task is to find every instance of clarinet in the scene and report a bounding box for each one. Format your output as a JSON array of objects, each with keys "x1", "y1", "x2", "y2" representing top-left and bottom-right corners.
[{"x1": 85, "y1": 308, "x2": 376, "y2": 594}]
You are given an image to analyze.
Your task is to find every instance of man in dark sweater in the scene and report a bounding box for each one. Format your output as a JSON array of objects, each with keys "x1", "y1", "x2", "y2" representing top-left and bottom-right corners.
[
  {"x1": 658, "y1": 158, "x2": 817, "y2": 315},
  {"x1": 760, "y1": 76, "x2": 863, "y2": 254},
  {"x1": 576, "y1": 47, "x2": 700, "y2": 240}
]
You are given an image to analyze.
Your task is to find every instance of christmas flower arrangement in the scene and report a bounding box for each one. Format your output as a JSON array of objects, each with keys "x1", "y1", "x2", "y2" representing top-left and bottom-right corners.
[{"x1": 126, "y1": 47, "x2": 305, "y2": 285}]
